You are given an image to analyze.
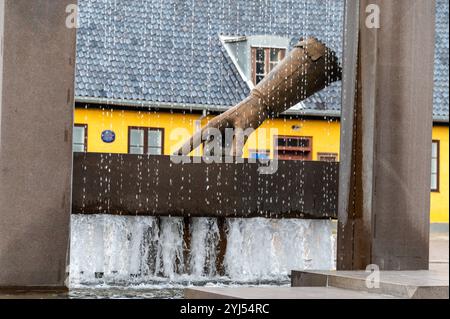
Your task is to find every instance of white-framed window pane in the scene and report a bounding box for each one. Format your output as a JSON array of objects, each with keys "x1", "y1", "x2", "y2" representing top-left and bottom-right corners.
[
  {"x1": 256, "y1": 62, "x2": 265, "y2": 74},
  {"x1": 129, "y1": 129, "x2": 145, "y2": 155},
  {"x1": 432, "y1": 142, "x2": 438, "y2": 158},
  {"x1": 431, "y1": 174, "x2": 438, "y2": 191},
  {"x1": 73, "y1": 144, "x2": 85, "y2": 153},
  {"x1": 255, "y1": 48, "x2": 266, "y2": 84},
  {"x1": 130, "y1": 146, "x2": 144, "y2": 155},
  {"x1": 73, "y1": 125, "x2": 86, "y2": 152},
  {"x1": 73, "y1": 126, "x2": 85, "y2": 145},
  {"x1": 130, "y1": 129, "x2": 144, "y2": 147},
  {"x1": 148, "y1": 148, "x2": 162, "y2": 155},
  {"x1": 148, "y1": 130, "x2": 162, "y2": 148},
  {"x1": 256, "y1": 75, "x2": 265, "y2": 84},
  {"x1": 256, "y1": 48, "x2": 265, "y2": 62},
  {"x1": 269, "y1": 48, "x2": 284, "y2": 72},
  {"x1": 254, "y1": 47, "x2": 285, "y2": 84},
  {"x1": 431, "y1": 158, "x2": 438, "y2": 173},
  {"x1": 431, "y1": 141, "x2": 439, "y2": 191},
  {"x1": 270, "y1": 48, "x2": 283, "y2": 62}
]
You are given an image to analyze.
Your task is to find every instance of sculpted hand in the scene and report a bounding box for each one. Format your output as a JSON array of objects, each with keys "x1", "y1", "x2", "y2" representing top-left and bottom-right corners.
[{"x1": 175, "y1": 38, "x2": 341, "y2": 157}]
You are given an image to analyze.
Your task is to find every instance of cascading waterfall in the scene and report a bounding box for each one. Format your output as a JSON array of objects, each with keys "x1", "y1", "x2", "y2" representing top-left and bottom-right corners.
[
  {"x1": 155, "y1": 218, "x2": 185, "y2": 279},
  {"x1": 70, "y1": 215, "x2": 335, "y2": 287},
  {"x1": 224, "y1": 218, "x2": 335, "y2": 279},
  {"x1": 189, "y1": 218, "x2": 221, "y2": 278}
]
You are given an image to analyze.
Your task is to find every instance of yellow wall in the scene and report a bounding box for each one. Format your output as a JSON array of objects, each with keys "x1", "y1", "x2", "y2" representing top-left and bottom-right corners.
[
  {"x1": 75, "y1": 108, "x2": 199, "y2": 155},
  {"x1": 75, "y1": 108, "x2": 341, "y2": 159},
  {"x1": 242, "y1": 118, "x2": 341, "y2": 160},
  {"x1": 431, "y1": 125, "x2": 449, "y2": 223},
  {"x1": 75, "y1": 108, "x2": 448, "y2": 223}
]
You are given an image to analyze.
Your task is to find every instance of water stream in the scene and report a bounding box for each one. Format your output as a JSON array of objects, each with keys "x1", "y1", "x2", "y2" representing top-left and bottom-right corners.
[{"x1": 70, "y1": 215, "x2": 335, "y2": 298}]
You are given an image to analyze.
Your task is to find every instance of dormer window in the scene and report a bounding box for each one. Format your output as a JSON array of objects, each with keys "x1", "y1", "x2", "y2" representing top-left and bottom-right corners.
[{"x1": 252, "y1": 47, "x2": 286, "y2": 85}]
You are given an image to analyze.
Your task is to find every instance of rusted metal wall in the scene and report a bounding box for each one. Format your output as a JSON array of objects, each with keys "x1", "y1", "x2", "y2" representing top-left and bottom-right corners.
[{"x1": 72, "y1": 153, "x2": 339, "y2": 219}]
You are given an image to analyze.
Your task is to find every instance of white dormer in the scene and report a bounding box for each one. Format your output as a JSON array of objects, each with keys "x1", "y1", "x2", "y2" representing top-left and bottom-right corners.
[{"x1": 220, "y1": 35, "x2": 291, "y2": 90}]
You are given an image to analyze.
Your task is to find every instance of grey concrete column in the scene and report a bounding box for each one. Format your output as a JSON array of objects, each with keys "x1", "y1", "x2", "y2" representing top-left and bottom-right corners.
[
  {"x1": 0, "y1": 0, "x2": 77, "y2": 289},
  {"x1": 337, "y1": 0, "x2": 436, "y2": 270}
]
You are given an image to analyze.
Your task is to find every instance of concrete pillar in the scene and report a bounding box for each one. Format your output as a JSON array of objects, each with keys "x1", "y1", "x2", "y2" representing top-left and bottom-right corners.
[
  {"x1": 337, "y1": 0, "x2": 436, "y2": 270},
  {"x1": 0, "y1": 0, "x2": 77, "y2": 289}
]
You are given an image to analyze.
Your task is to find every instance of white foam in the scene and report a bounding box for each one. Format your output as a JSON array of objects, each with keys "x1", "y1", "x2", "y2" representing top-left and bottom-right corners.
[{"x1": 70, "y1": 215, "x2": 334, "y2": 287}]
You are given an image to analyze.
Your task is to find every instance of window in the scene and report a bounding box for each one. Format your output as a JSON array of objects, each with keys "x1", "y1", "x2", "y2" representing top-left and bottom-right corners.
[
  {"x1": 128, "y1": 127, "x2": 164, "y2": 155},
  {"x1": 249, "y1": 149, "x2": 270, "y2": 160},
  {"x1": 318, "y1": 153, "x2": 338, "y2": 162},
  {"x1": 431, "y1": 140, "x2": 440, "y2": 192},
  {"x1": 252, "y1": 47, "x2": 286, "y2": 85},
  {"x1": 275, "y1": 136, "x2": 312, "y2": 161},
  {"x1": 73, "y1": 124, "x2": 87, "y2": 153}
]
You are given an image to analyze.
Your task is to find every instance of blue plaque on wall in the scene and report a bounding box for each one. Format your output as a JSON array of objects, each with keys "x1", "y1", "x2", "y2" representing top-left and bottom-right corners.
[{"x1": 101, "y1": 130, "x2": 116, "y2": 143}]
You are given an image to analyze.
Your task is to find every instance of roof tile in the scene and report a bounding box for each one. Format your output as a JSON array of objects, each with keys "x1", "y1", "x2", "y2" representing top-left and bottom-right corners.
[{"x1": 76, "y1": 0, "x2": 448, "y2": 120}]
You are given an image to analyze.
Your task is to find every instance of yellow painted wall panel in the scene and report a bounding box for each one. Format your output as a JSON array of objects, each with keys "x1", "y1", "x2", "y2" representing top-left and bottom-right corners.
[
  {"x1": 431, "y1": 126, "x2": 449, "y2": 223},
  {"x1": 74, "y1": 108, "x2": 200, "y2": 155},
  {"x1": 242, "y1": 118, "x2": 341, "y2": 160}
]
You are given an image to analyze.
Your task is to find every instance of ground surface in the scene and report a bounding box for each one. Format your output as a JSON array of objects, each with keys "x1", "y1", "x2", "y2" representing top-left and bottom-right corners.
[{"x1": 0, "y1": 230, "x2": 448, "y2": 299}]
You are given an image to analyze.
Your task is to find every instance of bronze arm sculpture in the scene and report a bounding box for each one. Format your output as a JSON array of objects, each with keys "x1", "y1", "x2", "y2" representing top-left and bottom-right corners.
[{"x1": 175, "y1": 37, "x2": 341, "y2": 157}]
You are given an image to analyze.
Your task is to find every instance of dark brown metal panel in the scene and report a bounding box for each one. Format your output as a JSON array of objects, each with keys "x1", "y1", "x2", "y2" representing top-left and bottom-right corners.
[{"x1": 72, "y1": 153, "x2": 339, "y2": 219}]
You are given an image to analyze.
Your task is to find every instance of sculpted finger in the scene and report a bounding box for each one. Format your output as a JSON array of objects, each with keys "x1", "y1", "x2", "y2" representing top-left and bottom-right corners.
[{"x1": 174, "y1": 130, "x2": 203, "y2": 156}]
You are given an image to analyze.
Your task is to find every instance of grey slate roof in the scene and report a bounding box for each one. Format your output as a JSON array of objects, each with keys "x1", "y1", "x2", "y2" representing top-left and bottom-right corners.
[
  {"x1": 76, "y1": 0, "x2": 449, "y2": 121},
  {"x1": 433, "y1": 0, "x2": 449, "y2": 121}
]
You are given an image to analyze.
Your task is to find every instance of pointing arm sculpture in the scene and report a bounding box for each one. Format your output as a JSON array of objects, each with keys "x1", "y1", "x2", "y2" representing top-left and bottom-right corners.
[{"x1": 175, "y1": 38, "x2": 341, "y2": 157}]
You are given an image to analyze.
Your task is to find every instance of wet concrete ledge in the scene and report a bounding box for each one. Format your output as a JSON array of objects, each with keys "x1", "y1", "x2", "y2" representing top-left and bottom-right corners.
[
  {"x1": 185, "y1": 265, "x2": 448, "y2": 299},
  {"x1": 184, "y1": 286, "x2": 399, "y2": 299},
  {"x1": 291, "y1": 264, "x2": 449, "y2": 299},
  {"x1": 185, "y1": 238, "x2": 449, "y2": 300},
  {"x1": 286, "y1": 233, "x2": 447, "y2": 299}
]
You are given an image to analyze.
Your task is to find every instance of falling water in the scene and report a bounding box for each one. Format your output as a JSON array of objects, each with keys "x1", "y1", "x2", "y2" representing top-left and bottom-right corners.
[{"x1": 70, "y1": 215, "x2": 335, "y2": 287}]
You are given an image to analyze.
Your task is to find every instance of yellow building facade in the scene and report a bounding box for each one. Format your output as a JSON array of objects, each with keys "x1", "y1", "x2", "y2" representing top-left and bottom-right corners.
[
  {"x1": 431, "y1": 125, "x2": 449, "y2": 223},
  {"x1": 74, "y1": 108, "x2": 448, "y2": 223}
]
